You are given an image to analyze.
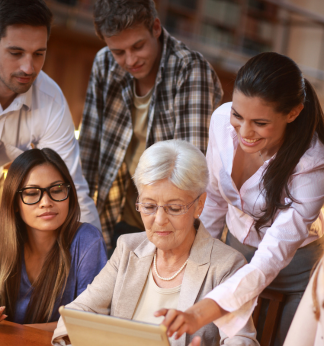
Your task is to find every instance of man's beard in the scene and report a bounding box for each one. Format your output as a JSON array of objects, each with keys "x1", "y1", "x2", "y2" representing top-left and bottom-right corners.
[{"x1": 0, "y1": 72, "x2": 37, "y2": 94}]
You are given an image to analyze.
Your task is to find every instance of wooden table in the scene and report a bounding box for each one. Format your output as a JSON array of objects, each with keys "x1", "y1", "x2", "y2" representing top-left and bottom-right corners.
[{"x1": 0, "y1": 320, "x2": 53, "y2": 346}]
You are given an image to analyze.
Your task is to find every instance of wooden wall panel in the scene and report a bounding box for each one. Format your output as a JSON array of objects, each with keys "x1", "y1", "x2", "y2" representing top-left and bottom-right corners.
[{"x1": 43, "y1": 27, "x2": 105, "y2": 128}]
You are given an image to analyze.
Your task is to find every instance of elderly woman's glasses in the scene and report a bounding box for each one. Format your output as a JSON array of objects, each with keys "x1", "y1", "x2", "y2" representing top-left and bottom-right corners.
[
  {"x1": 135, "y1": 195, "x2": 201, "y2": 216},
  {"x1": 17, "y1": 183, "x2": 70, "y2": 205}
]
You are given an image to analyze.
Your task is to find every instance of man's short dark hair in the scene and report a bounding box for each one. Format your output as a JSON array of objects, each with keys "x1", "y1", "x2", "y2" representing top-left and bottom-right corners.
[
  {"x1": 94, "y1": 0, "x2": 158, "y2": 40},
  {"x1": 0, "y1": 0, "x2": 53, "y2": 39}
]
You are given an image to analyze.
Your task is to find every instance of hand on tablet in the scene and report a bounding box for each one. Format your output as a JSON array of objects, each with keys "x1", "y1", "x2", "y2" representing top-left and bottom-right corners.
[
  {"x1": 155, "y1": 308, "x2": 200, "y2": 339},
  {"x1": 0, "y1": 306, "x2": 7, "y2": 322},
  {"x1": 155, "y1": 298, "x2": 226, "y2": 340}
]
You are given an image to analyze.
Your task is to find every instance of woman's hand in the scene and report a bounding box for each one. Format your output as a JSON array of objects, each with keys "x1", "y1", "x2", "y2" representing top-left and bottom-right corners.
[
  {"x1": 0, "y1": 306, "x2": 7, "y2": 322},
  {"x1": 155, "y1": 308, "x2": 201, "y2": 338},
  {"x1": 155, "y1": 298, "x2": 226, "y2": 339}
]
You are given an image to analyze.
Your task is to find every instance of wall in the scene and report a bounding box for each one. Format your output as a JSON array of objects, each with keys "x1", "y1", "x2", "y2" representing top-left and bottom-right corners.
[
  {"x1": 284, "y1": 0, "x2": 324, "y2": 105},
  {"x1": 43, "y1": 26, "x2": 105, "y2": 127}
]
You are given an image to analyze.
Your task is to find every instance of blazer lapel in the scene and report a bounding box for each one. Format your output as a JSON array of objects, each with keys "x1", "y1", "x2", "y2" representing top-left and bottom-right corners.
[
  {"x1": 114, "y1": 239, "x2": 155, "y2": 320},
  {"x1": 172, "y1": 261, "x2": 210, "y2": 346},
  {"x1": 177, "y1": 223, "x2": 213, "y2": 312},
  {"x1": 173, "y1": 224, "x2": 213, "y2": 346},
  {"x1": 177, "y1": 260, "x2": 210, "y2": 312}
]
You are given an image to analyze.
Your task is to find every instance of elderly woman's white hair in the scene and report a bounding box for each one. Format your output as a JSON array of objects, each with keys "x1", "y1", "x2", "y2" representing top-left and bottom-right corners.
[{"x1": 133, "y1": 140, "x2": 209, "y2": 195}]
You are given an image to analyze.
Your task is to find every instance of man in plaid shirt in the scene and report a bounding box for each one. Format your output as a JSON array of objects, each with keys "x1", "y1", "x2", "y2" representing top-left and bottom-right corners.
[{"x1": 79, "y1": 0, "x2": 223, "y2": 248}]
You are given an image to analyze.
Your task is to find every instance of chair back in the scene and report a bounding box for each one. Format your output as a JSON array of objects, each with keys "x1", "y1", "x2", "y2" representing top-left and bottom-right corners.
[{"x1": 253, "y1": 288, "x2": 285, "y2": 346}]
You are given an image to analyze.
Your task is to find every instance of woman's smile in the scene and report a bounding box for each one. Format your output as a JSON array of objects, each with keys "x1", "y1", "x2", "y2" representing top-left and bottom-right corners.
[
  {"x1": 240, "y1": 136, "x2": 263, "y2": 147},
  {"x1": 230, "y1": 90, "x2": 294, "y2": 157}
]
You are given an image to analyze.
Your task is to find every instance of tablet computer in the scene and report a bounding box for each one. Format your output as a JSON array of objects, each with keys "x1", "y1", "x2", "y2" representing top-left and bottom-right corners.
[{"x1": 59, "y1": 306, "x2": 171, "y2": 346}]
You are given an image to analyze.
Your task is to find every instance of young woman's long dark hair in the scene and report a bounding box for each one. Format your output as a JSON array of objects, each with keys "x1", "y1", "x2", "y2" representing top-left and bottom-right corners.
[
  {"x1": 0, "y1": 148, "x2": 80, "y2": 323},
  {"x1": 234, "y1": 52, "x2": 324, "y2": 233}
]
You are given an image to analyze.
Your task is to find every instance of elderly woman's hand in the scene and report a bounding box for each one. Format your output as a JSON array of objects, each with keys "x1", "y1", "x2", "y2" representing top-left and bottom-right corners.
[
  {"x1": 0, "y1": 306, "x2": 7, "y2": 322},
  {"x1": 155, "y1": 298, "x2": 226, "y2": 339},
  {"x1": 156, "y1": 308, "x2": 200, "y2": 338}
]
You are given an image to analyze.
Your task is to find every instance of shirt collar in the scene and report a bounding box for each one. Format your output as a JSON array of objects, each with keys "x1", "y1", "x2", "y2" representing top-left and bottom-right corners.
[
  {"x1": 229, "y1": 124, "x2": 237, "y2": 139},
  {"x1": 110, "y1": 57, "x2": 128, "y2": 81},
  {"x1": 0, "y1": 85, "x2": 32, "y2": 115},
  {"x1": 154, "y1": 28, "x2": 169, "y2": 85},
  {"x1": 227, "y1": 102, "x2": 237, "y2": 139},
  {"x1": 11, "y1": 85, "x2": 33, "y2": 111}
]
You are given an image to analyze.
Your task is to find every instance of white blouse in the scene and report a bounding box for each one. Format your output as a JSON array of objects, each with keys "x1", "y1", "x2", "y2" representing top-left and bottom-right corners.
[{"x1": 201, "y1": 102, "x2": 324, "y2": 314}]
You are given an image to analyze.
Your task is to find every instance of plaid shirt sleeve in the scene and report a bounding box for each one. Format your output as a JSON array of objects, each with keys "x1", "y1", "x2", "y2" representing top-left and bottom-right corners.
[
  {"x1": 172, "y1": 54, "x2": 222, "y2": 155},
  {"x1": 79, "y1": 51, "x2": 106, "y2": 201},
  {"x1": 150, "y1": 46, "x2": 223, "y2": 156}
]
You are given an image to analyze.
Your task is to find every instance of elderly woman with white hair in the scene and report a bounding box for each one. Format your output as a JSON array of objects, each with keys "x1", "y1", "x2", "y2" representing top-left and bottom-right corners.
[{"x1": 52, "y1": 140, "x2": 258, "y2": 346}]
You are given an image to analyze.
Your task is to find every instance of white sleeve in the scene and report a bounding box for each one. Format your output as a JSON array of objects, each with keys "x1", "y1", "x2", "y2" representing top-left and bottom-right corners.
[
  {"x1": 205, "y1": 167, "x2": 324, "y2": 313},
  {"x1": 37, "y1": 95, "x2": 101, "y2": 231},
  {"x1": 200, "y1": 113, "x2": 229, "y2": 238}
]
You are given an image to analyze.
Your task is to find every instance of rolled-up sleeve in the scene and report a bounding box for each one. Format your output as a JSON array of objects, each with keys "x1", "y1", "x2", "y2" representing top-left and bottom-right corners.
[{"x1": 201, "y1": 113, "x2": 229, "y2": 238}]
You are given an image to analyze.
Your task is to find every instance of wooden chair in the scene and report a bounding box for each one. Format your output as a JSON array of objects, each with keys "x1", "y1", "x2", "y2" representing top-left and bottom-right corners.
[{"x1": 252, "y1": 288, "x2": 285, "y2": 346}]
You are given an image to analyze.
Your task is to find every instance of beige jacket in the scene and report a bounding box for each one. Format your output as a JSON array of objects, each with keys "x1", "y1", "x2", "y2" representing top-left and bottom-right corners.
[{"x1": 52, "y1": 223, "x2": 258, "y2": 346}]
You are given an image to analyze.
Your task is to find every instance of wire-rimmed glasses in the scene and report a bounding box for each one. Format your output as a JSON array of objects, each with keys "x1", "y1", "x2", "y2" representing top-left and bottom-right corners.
[
  {"x1": 17, "y1": 183, "x2": 70, "y2": 205},
  {"x1": 135, "y1": 195, "x2": 201, "y2": 216}
]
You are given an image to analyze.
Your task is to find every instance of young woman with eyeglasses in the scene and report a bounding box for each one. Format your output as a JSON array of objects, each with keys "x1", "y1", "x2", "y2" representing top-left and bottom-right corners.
[{"x1": 0, "y1": 148, "x2": 107, "y2": 331}]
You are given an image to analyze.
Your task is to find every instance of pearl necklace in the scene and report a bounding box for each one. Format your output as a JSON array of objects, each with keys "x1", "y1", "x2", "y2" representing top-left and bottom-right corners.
[{"x1": 153, "y1": 253, "x2": 189, "y2": 281}]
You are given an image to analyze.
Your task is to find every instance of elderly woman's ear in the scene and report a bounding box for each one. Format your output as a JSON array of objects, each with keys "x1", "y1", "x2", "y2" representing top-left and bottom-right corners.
[{"x1": 195, "y1": 192, "x2": 207, "y2": 219}]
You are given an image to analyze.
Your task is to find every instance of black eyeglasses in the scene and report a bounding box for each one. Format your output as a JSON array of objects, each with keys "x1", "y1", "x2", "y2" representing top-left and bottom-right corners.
[{"x1": 17, "y1": 183, "x2": 70, "y2": 205}]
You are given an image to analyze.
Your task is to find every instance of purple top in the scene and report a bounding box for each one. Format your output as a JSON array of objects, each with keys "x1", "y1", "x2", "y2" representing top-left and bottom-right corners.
[{"x1": 14, "y1": 223, "x2": 107, "y2": 323}]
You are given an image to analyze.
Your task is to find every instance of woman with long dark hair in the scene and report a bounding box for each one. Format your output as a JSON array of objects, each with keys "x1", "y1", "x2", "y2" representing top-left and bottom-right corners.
[
  {"x1": 0, "y1": 148, "x2": 107, "y2": 331},
  {"x1": 156, "y1": 52, "x2": 324, "y2": 346}
]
